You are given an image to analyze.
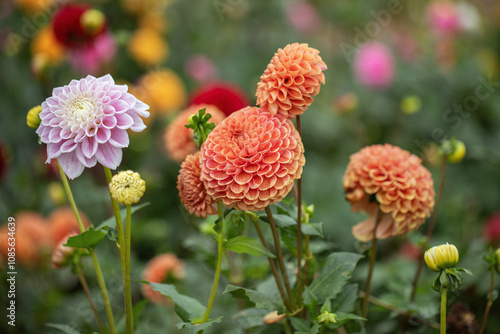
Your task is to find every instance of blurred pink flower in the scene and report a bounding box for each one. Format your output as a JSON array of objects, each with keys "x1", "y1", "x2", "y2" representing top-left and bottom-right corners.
[
  {"x1": 285, "y1": 1, "x2": 320, "y2": 34},
  {"x1": 37, "y1": 74, "x2": 150, "y2": 179},
  {"x1": 353, "y1": 42, "x2": 395, "y2": 89},
  {"x1": 68, "y1": 32, "x2": 118, "y2": 75},
  {"x1": 142, "y1": 253, "x2": 185, "y2": 304},
  {"x1": 427, "y1": 1, "x2": 460, "y2": 36},
  {"x1": 185, "y1": 54, "x2": 217, "y2": 84},
  {"x1": 483, "y1": 213, "x2": 500, "y2": 246}
]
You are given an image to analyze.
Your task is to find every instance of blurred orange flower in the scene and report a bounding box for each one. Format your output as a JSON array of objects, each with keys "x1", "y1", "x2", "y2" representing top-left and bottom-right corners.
[
  {"x1": 49, "y1": 207, "x2": 90, "y2": 246},
  {"x1": 178, "y1": 152, "x2": 218, "y2": 218},
  {"x1": 51, "y1": 232, "x2": 78, "y2": 269},
  {"x1": 141, "y1": 253, "x2": 185, "y2": 304},
  {"x1": 128, "y1": 28, "x2": 168, "y2": 66},
  {"x1": 15, "y1": 0, "x2": 52, "y2": 13},
  {"x1": 165, "y1": 104, "x2": 225, "y2": 163},
  {"x1": 343, "y1": 144, "x2": 435, "y2": 242},
  {"x1": 256, "y1": 43, "x2": 326, "y2": 119},
  {"x1": 201, "y1": 107, "x2": 305, "y2": 211},
  {"x1": 31, "y1": 26, "x2": 65, "y2": 65}
]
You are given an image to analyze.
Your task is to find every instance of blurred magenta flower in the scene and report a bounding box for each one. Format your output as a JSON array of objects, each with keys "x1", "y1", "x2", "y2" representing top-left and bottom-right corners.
[
  {"x1": 189, "y1": 81, "x2": 250, "y2": 117},
  {"x1": 483, "y1": 213, "x2": 500, "y2": 246},
  {"x1": 185, "y1": 54, "x2": 217, "y2": 84},
  {"x1": 354, "y1": 42, "x2": 395, "y2": 89},
  {"x1": 36, "y1": 74, "x2": 150, "y2": 179},
  {"x1": 426, "y1": 1, "x2": 460, "y2": 36},
  {"x1": 68, "y1": 32, "x2": 117, "y2": 75},
  {"x1": 285, "y1": 1, "x2": 320, "y2": 34}
]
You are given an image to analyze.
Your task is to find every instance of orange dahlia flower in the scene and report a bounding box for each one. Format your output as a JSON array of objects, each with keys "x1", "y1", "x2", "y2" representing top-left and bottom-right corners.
[
  {"x1": 49, "y1": 207, "x2": 90, "y2": 246},
  {"x1": 141, "y1": 253, "x2": 185, "y2": 304},
  {"x1": 165, "y1": 104, "x2": 225, "y2": 163},
  {"x1": 178, "y1": 152, "x2": 217, "y2": 218},
  {"x1": 256, "y1": 43, "x2": 327, "y2": 119},
  {"x1": 200, "y1": 106, "x2": 305, "y2": 211},
  {"x1": 51, "y1": 232, "x2": 77, "y2": 269},
  {"x1": 343, "y1": 144, "x2": 435, "y2": 242}
]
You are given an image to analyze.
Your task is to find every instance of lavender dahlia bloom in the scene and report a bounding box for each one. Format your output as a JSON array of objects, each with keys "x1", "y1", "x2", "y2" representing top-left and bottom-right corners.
[{"x1": 37, "y1": 74, "x2": 150, "y2": 179}]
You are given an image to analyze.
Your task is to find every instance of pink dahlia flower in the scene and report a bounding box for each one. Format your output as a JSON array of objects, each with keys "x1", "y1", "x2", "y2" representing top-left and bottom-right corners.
[
  {"x1": 343, "y1": 144, "x2": 435, "y2": 242},
  {"x1": 200, "y1": 106, "x2": 305, "y2": 211},
  {"x1": 68, "y1": 32, "x2": 118, "y2": 75},
  {"x1": 426, "y1": 1, "x2": 460, "y2": 36},
  {"x1": 353, "y1": 42, "x2": 395, "y2": 89},
  {"x1": 36, "y1": 74, "x2": 150, "y2": 179},
  {"x1": 256, "y1": 43, "x2": 327, "y2": 119}
]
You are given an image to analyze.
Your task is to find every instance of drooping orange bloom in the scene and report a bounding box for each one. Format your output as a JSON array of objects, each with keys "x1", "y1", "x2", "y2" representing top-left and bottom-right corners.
[
  {"x1": 165, "y1": 104, "x2": 225, "y2": 163},
  {"x1": 49, "y1": 207, "x2": 90, "y2": 246},
  {"x1": 343, "y1": 144, "x2": 435, "y2": 242},
  {"x1": 141, "y1": 253, "x2": 185, "y2": 304},
  {"x1": 51, "y1": 232, "x2": 78, "y2": 269},
  {"x1": 178, "y1": 152, "x2": 217, "y2": 218},
  {"x1": 200, "y1": 106, "x2": 305, "y2": 211},
  {"x1": 256, "y1": 43, "x2": 327, "y2": 119}
]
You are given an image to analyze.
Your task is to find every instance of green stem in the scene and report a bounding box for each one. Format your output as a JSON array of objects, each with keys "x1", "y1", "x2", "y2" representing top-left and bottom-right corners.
[
  {"x1": 296, "y1": 116, "x2": 304, "y2": 308},
  {"x1": 478, "y1": 270, "x2": 495, "y2": 334},
  {"x1": 201, "y1": 202, "x2": 225, "y2": 323},
  {"x1": 251, "y1": 217, "x2": 291, "y2": 311},
  {"x1": 75, "y1": 262, "x2": 105, "y2": 333},
  {"x1": 361, "y1": 208, "x2": 381, "y2": 318},
  {"x1": 283, "y1": 317, "x2": 293, "y2": 334},
  {"x1": 440, "y1": 287, "x2": 448, "y2": 334},
  {"x1": 57, "y1": 160, "x2": 116, "y2": 334},
  {"x1": 124, "y1": 205, "x2": 134, "y2": 334},
  {"x1": 265, "y1": 207, "x2": 296, "y2": 311}
]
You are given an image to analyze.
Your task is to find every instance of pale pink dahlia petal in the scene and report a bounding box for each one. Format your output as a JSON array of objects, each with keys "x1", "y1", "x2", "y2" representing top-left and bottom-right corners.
[{"x1": 36, "y1": 74, "x2": 150, "y2": 179}]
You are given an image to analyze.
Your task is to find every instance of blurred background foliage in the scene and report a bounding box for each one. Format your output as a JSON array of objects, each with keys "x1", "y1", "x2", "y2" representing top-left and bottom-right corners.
[{"x1": 0, "y1": 0, "x2": 500, "y2": 333}]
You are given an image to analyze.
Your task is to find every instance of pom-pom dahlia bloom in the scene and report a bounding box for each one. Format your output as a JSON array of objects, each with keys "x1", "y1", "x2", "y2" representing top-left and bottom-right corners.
[
  {"x1": 141, "y1": 253, "x2": 185, "y2": 304},
  {"x1": 256, "y1": 43, "x2": 327, "y2": 119},
  {"x1": 201, "y1": 107, "x2": 305, "y2": 211},
  {"x1": 109, "y1": 170, "x2": 146, "y2": 205},
  {"x1": 178, "y1": 152, "x2": 217, "y2": 218},
  {"x1": 36, "y1": 74, "x2": 150, "y2": 179},
  {"x1": 343, "y1": 144, "x2": 435, "y2": 242},
  {"x1": 165, "y1": 104, "x2": 225, "y2": 163}
]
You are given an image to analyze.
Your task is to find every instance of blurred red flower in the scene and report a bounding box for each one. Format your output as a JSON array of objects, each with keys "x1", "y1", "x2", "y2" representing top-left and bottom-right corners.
[
  {"x1": 188, "y1": 81, "x2": 250, "y2": 117},
  {"x1": 483, "y1": 213, "x2": 500, "y2": 246}
]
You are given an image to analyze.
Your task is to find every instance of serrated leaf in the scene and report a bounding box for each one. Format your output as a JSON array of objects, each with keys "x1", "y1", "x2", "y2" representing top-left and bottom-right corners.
[
  {"x1": 45, "y1": 323, "x2": 81, "y2": 334},
  {"x1": 176, "y1": 317, "x2": 222, "y2": 333},
  {"x1": 64, "y1": 228, "x2": 107, "y2": 249},
  {"x1": 302, "y1": 222, "x2": 324, "y2": 238},
  {"x1": 223, "y1": 284, "x2": 285, "y2": 313},
  {"x1": 226, "y1": 236, "x2": 275, "y2": 258},
  {"x1": 303, "y1": 286, "x2": 319, "y2": 319},
  {"x1": 289, "y1": 317, "x2": 310, "y2": 331},
  {"x1": 149, "y1": 283, "x2": 205, "y2": 322},
  {"x1": 309, "y1": 252, "x2": 363, "y2": 303},
  {"x1": 330, "y1": 284, "x2": 359, "y2": 314},
  {"x1": 233, "y1": 308, "x2": 270, "y2": 330},
  {"x1": 97, "y1": 202, "x2": 150, "y2": 229},
  {"x1": 334, "y1": 312, "x2": 366, "y2": 326}
]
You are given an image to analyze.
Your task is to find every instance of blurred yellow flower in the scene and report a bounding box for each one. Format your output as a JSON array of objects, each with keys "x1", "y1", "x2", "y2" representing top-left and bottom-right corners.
[
  {"x1": 121, "y1": 0, "x2": 172, "y2": 15},
  {"x1": 128, "y1": 28, "x2": 168, "y2": 66},
  {"x1": 15, "y1": 0, "x2": 52, "y2": 13},
  {"x1": 138, "y1": 12, "x2": 168, "y2": 32},
  {"x1": 31, "y1": 26, "x2": 65, "y2": 65},
  {"x1": 401, "y1": 95, "x2": 422, "y2": 114},
  {"x1": 424, "y1": 243, "x2": 459, "y2": 272}
]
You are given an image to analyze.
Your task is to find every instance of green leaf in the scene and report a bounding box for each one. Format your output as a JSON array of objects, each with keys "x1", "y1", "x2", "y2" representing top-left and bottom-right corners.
[
  {"x1": 226, "y1": 236, "x2": 276, "y2": 258},
  {"x1": 303, "y1": 286, "x2": 319, "y2": 319},
  {"x1": 223, "y1": 284, "x2": 285, "y2": 313},
  {"x1": 261, "y1": 213, "x2": 296, "y2": 227},
  {"x1": 309, "y1": 252, "x2": 363, "y2": 303},
  {"x1": 233, "y1": 308, "x2": 270, "y2": 330},
  {"x1": 45, "y1": 323, "x2": 81, "y2": 334},
  {"x1": 97, "y1": 202, "x2": 150, "y2": 229},
  {"x1": 176, "y1": 317, "x2": 222, "y2": 334},
  {"x1": 289, "y1": 317, "x2": 310, "y2": 331},
  {"x1": 330, "y1": 284, "x2": 359, "y2": 314},
  {"x1": 302, "y1": 222, "x2": 324, "y2": 238},
  {"x1": 149, "y1": 283, "x2": 205, "y2": 322},
  {"x1": 64, "y1": 227, "x2": 107, "y2": 249},
  {"x1": 334, "y1": 312, "x2": 366, "y2": 327}
]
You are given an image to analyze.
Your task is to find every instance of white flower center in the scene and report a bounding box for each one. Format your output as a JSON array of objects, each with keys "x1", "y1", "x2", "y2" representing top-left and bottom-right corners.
[{"x1": 69, "y1": 98, "x2": 95, "y2": 122}]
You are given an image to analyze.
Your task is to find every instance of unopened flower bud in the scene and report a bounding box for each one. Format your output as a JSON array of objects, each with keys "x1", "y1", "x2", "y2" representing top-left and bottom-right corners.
[
  {"x1": 27, "y1": 105, "x2": 42, "y2": 129},
  {"x1": 263, "y1": 311, "x2": 285, "y2": 324},
  {"x1": 400, "y1": 95, "x2": 422, "y2": 114},
  {"x1": 317, "y1": 311, "x2": 338, "y2": 324},
  {"x1": 425, "y1": 243, "x2": 459, "y2": 272},
  {"x1": 447, "y1": 140, "x2": 466, "y2": 163},
  {"x1": 80, "y1": 9, "x2": 106, "y2": 36},
  {"x1": 48, "y1": 181, "x2": 66, "y2": 205},
  {"x1": 51, "y1": 232, "x2": 78, "y2": 268},
  {"x1": 495, "y1": 248, "x2": 500, "y2": 274},
  {"x1": 109, "y1": 170, "x2": 146, "y2": 205}
]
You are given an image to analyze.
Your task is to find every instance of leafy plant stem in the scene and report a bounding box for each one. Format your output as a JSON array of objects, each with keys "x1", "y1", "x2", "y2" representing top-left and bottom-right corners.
[
  {"x1": 283, "y1": 317, "x2": 292, "y2": 334},
  {"x1": 124, "y1": 205, "x2": 134, "y2": 334},
  {"x1": 478, "y1": 269, "x2": 495, "y2": 334},
  {"x1": 265, "y1": 206, "x2": 296, "y2": 311},
  {"x1": 201, "y1": 202, "x2": 225, "y2": 323},
  {"x1": 250, "y1": 216, "x2": 291, "y2": 310},
  {"x1": 361, "y1": 208, "x2": 381, "y2": 318},
  {"x1": 440, "y1": 287, "x2": 447, "y2": 334},
  {"x1": 58, "y1": 160, "x2": 116, "y2": 334},
  {"x1": 75, "y1": 261, "x2": 105, "y2": 333}
]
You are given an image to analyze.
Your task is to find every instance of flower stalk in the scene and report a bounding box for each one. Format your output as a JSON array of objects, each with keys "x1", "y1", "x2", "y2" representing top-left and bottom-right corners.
[
  {"x1": 440, "y1": 287, "x2": 447, "y2": 334},
  {"x1": 361, "y1": 208, "x2": 381, "y2": 318},
  {"x1": 75, "y1": 261, "x2": 105, "y2": 333},
  {"x1": 478, "y1": 269, "x2": 495, "y2": 334}
]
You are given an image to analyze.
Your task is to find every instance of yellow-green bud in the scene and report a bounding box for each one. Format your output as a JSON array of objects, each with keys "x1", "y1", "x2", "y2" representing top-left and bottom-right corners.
[
  {"x1": 400, "y1": 95, "x2": 421, "y2": 114},
  {"x1": 424, "y1": 243, "x2": 459, "y2": 272},
  {"x1": 495, "y1": 248, "x2": 500, "y2": 274},
  {"x1": 27, "y1": 105, "x2": 42, "y2": 129},
  {"x1": 109, "y1": 170, "x2": 146, "y2": 205},
  {"x1": 48, "y1": 181, "x2": 66, "y2": 205},
  {"x1": 80, "y1": 9, "x2": 106, "y2": 36},
  {"x1": 447, "y1": 140, "x2": 466, "y2": 163},
  {"x1": 317, "y1": 311, "x2": 338, "y2": 324}
]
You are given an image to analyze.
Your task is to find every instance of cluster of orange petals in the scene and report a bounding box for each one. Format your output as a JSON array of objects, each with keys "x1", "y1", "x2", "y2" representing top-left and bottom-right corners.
[
  {"x1": 51, "y1": 232, "x2": 78, "y2": 268},
  {"x1": 165, "y1": 104, "x2": 225, "y2": 163},
  {"x1": 343, "y1": 144, "x2": 435, "y2": 242},
  {"x1": 177, "y1": 152, "x2": 218, "y2": 218},
  {"x1": 256, "y1": 43, "x2": 327, "y2": 119},
  {"x1": 141, "y1": 253, "x2": 185, "y2": 304},
  {"x1": 200, "y1": 106, "x2": 305, "y2": 211}
]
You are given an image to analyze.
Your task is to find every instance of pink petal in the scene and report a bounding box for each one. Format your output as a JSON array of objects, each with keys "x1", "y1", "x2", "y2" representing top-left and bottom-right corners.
[
  {"x1": 49, "y1": 127, "x2": 62, "y2": 143},
  {"x1": 108, "y1": 129, "x2": 129, "y2": 148},
  {"x1": 81, "y1": 136, "x2": 98, "y2": 159},
  {"x1": 115, "y1": 113, "x2": 134, "y2": 129},
  {"x1": 60, "y1": 140, "x2": 78, "y2": 153},
  {"x1": 102, "y1": 116, "x2": 117, "y2": 129},
  {"x1": 111, "y1": 100, "x2": 130, "y2": 113},
  {"x1": 95, "y1": 143, "x2": 123, "y2": 169},
  {"x1": 128, "y1": 112, "x2": 147, "y2": 132},
  {"x1": 46, "y1": 141, "x2": 64, "y2": 161},
  {"x1": 95, "y1": 127, "x2": 111, "y2": 143},
  {"x1": 58, "y1": 153, "x2": 85, "y2": 179},
  {"x1": 75, "y1": 146, "x2": 97, "y2": 168}
]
